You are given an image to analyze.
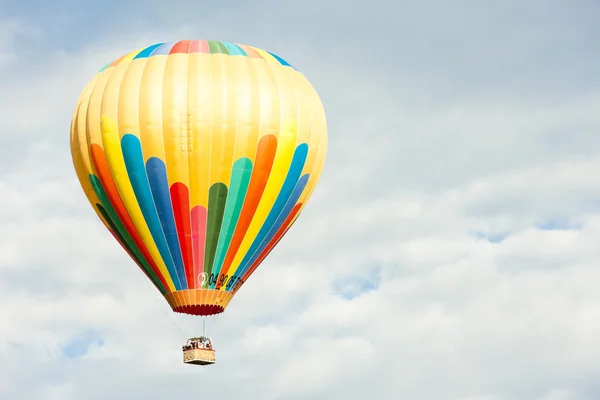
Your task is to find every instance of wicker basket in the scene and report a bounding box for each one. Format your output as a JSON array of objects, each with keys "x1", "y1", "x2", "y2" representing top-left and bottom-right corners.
[{"x1": 183, "y1": 348, "x2": 216, "y2": 365}]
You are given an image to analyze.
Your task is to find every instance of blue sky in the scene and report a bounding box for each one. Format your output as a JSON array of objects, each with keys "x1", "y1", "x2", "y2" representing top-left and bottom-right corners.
[{"x1": 2, "y1": 1, "x2": 600, "y2": 399}]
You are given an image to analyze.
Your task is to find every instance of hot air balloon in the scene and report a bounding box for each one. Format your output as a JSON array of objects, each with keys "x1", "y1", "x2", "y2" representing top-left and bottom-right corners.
[{"x1": 69, "y1": 40, "x2": 327, "y2": 365}]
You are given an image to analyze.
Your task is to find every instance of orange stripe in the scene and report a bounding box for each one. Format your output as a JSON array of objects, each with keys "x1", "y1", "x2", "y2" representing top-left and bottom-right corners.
[
  {"x1": 216, "y1": 135, "x2": 277, "y2": 288},
  {"x1": 90, "y1": 144, "x2": 170, "y2": 290},
  {"x1": 237, "y1": 44, "x2": 264, "y2": 59},
  {"x1": 234, "y1": 203, "x2": 302, "y2": 294},
  {"x1": 109, "y1": 54, "x2": 127, "y2": 68}
]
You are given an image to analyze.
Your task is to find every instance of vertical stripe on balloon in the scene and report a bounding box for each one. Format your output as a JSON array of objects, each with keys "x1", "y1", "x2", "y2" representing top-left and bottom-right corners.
[
  {"x1": 203, "y1": 183, "x2": 228, "y2": 286},
  {"x1": 235, "y1": 173, "x2": 309, "y2": 281},
  {"x1": 235, "y1": 203, "x2": 303, "y2": 294},
  {"x1": 90, "y1": 178, "x2": 167, "y2": 294},
  {"x1": 89, "y1": 144, "x2": 170, "y2": 290},
  {"x1": 207, "y1": 40, "x2": 230, "y2": 54},
  {"x1": 189, "y1": 40, "x2": 209, "y2": 53},
  {"x1": 226, "y1": 144, "x2": 308, "y2": 291},
  {"x1": 222, "y1": 42, "x2": 248, "y2": 56},
  {"x1": 145, "y1": 157, "x2": 188, "y2": 289},
  {"x1": 191, "y1": 205, "x2": 208, "y2": 286},
  {"x1": 120, "y1": 133, "x2": 184, "y2": 290},
  {"x1": 216, "y1": 135, "x2": 277, "y2": 287},
  {"x1": 209, "y1": 157, "x2": 253, "y2": 288},
  {"x1": 133, "y1": 43, "x2": 166, "y2": 60},
  {"x1": 96, "y1": 204, "x2": 167, "y2": 294},
  {"x1": 169, "y1": 40, "x2": 192, "y2": 54},
  {"x1": 151, "y1": 42, "x2": 176, "y2": 56},
  {"x1": 171, "y1": 182, "x2": 195, "y2": 290}
]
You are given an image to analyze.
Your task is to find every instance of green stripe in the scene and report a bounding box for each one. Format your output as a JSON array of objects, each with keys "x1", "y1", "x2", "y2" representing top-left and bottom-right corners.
[
  {"x1": 207, "y1": 40, "x2": 230, "y2": 54},
  {"x1": 210, "y1": 158, "x2": 253, "y2": 282},
  {"x1": 96, "y1": 204, "x2": 165, "y2": 294},
  {"x1": 89, "y1": 175, "x2": 167, "y2": 295},
  {"x1": 203, "y1": 182, "x2": 228, "y2": 286}
]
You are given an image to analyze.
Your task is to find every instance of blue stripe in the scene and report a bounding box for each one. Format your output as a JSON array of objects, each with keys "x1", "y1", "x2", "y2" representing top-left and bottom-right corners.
[
  {"x1": 120, "y1": 134, "x2": 183, "y2": 290},
  {"x1": 133, "y1": 43, "x2": 165, "y2": 59},
  {"x1": 227, "y1": 143, "x2": 309, "y2": 290},
  {"x1": 146, "y1": 157, "x2": 188, "y2": 289},
  {"x1": 268, "y1": 51, "x2": 295, "y2": 70},
  {"x1": 233, "y1": 173, "x2": 309, "y2": 282},
  {"x1": 152, "y1": 42, "x2": 176, "y2": 56}
]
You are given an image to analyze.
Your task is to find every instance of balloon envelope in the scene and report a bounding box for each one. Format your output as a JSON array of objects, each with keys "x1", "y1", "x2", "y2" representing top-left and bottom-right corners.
[{"x1": 70, "y1": 40, "x2": 327, "y2": 316}]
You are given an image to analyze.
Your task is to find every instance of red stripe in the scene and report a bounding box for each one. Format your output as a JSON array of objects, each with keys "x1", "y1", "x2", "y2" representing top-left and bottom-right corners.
[
  {"x1": 170, "y1": 183, "x2": 194, "y2": 289},
  {"x1": 169, "y1": 40, "x2": 192, "y2": 54},
  {"x1": 216, "y1": 135, "x2": 277, "y2": 288},
  {"x1": 234, "y1": 203, "x2": 303, "y2": 294},
  {"x1": 90, "y1": 144, "x2": 170, "y2": 290}
]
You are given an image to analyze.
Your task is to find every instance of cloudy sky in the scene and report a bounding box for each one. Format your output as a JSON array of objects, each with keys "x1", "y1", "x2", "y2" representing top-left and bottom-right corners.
[{"x1": 2, "y1": 1, "x2": 600, "y2": 399}]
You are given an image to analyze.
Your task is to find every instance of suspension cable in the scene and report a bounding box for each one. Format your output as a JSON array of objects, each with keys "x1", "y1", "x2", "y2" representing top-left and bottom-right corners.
[{"x1": 143, "y1": 280, "x2": 186, "y2": 339}]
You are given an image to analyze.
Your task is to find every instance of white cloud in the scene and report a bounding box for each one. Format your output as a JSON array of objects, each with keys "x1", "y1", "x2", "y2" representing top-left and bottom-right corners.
[
  {"x1": 2, "y1": 3, "x2": 600, "y2": 400},
  {"x1": 0, "y1": 19, "x2": 41, "y2": 69}
]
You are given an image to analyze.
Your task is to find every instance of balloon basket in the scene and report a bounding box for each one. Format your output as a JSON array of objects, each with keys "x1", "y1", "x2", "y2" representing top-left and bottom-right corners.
[
  {"x1": 182, "y1": 337, "x2": 216, "y2": 365},
  {"x1": 183, "y1": 348, "x2": 216, "y2": 365}
]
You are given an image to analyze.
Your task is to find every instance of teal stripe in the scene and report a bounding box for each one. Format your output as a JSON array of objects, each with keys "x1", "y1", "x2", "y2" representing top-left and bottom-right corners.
[
  {"x1": 209, "y1": 158, "x2": 253, "y2": 287},
  {"x1": 98, "y1": 61, "x2": 112, "y2": 72},
  {"x1": 222, "y1": 42, "x2": 247, "y2": 56}
]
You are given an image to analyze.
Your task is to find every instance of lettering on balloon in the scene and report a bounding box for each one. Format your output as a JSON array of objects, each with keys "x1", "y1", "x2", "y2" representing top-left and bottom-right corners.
[
  {"x1": 201, "y1": 273, "x2": 246, "y2": 290},
  {"x1": 224, "y1": 275, "x2": 245, "y2": 290},
  {"x1": 198, "y1": 272, "x2": 208, "y2": 286}
]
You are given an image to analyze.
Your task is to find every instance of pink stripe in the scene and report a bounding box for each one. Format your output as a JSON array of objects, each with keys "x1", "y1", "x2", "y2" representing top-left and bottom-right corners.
[
  {"x1": 191, "y1": 205, "x2": 207, "y2": 288},
  {"x1": 189, "y1": 40, "x2": 209, "y2": 54}
]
